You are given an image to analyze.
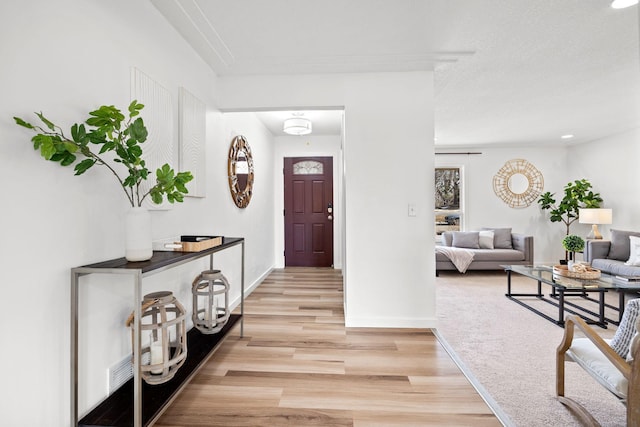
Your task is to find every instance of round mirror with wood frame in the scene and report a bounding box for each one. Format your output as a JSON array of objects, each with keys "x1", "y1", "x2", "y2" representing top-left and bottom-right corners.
[{"x1": 227, "y1": 135, "x2": 254, "y2": 208}]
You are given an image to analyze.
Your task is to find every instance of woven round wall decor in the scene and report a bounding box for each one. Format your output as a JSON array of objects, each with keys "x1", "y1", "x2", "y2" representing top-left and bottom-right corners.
[{"x1": 493, "y1": 159, "x2": 544, "y2": 208}]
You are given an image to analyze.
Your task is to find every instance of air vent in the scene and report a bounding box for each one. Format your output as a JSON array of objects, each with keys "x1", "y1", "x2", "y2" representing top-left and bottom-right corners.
[{"x1": 108, "y1": 355, "x2": 133, "y2": 395}]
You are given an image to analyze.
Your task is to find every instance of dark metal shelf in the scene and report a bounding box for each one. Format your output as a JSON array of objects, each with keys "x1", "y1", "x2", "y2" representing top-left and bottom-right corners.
[
  {"x1": 78, "y1": 315, "x2": 241, "y2": 427},
  {"x1": 77, "y1": 237, "x2": 244, "y2": 274}
]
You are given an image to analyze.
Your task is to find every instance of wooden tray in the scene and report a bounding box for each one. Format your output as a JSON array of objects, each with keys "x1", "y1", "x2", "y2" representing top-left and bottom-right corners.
[
  {"x1": 172, "y1": 236, "x2": 223, "y2": 252},
  {"x1": 553, "y1": 264, "x2": 601, "y2": 279}
]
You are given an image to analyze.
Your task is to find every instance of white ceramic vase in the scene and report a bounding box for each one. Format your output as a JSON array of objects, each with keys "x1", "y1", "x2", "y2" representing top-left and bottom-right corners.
[{"x1": 125, "y1": 207, "x2": 153, "y2": 262}]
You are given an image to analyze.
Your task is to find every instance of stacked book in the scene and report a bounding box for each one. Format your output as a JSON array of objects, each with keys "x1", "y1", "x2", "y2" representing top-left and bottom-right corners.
[{"x1": 615, "y1": 275, "x2": 640, "y2": 282}]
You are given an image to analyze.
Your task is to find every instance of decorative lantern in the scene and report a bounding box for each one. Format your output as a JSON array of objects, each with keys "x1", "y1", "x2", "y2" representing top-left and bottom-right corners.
[
  {"x1": 126, "y1": 291, "x2": 187, "y2": 385},
  {"x1": 192, "y1": 269, "x2": 230, "y2": 334}
]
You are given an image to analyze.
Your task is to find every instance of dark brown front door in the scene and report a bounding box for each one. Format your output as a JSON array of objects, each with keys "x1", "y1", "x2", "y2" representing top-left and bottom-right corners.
[{"x1": 284, "y1": 157, "x2": 334, "y2": 267}]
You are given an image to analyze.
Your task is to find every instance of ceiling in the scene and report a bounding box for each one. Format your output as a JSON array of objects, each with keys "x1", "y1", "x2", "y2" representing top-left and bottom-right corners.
[{"x1": 152, "y1": 0, "x2": 640, "y2": 146}]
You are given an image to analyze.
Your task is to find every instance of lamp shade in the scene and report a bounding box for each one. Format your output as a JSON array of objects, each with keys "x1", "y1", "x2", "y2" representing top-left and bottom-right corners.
[
  {"x1": 579, "y1": 208, "x2": 612, "y2": 225},
  {"x1": 283, "y1": 117, "x2": 312, "y2": 135},
  {"x1": 611, "y1": 0, "x2": 638, "y2": 9}
]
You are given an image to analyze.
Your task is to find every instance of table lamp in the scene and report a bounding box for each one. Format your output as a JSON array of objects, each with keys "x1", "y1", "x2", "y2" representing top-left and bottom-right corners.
[{"x1": 579, "y1": 208, "x2": 613, "y2": 239}]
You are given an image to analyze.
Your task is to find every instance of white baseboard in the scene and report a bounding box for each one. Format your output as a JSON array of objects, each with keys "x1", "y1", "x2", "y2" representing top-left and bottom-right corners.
[
  {"x1": 229, "y1": 266, "x2": 274, "y2": 312},
  {"x1": 345, "y1": 316, "x2": 437, "y2": 328}
]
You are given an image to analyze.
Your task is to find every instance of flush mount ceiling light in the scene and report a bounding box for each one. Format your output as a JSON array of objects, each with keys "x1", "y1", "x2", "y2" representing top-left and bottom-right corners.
[
  {"x1": 283, "y1": 115, "x2": 312, "y2": 135},
  {"x1": 611, "y1": 0, "x2": 638, "y2": 8}
]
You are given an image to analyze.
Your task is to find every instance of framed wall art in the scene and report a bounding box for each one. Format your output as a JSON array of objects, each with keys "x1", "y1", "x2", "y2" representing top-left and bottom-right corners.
[{"x1": 179, "y1": 87, "x2": 206, "y2": 198}]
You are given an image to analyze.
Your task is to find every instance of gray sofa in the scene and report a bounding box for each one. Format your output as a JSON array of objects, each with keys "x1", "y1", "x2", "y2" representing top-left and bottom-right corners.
[
  {"x1": 436, "y1": 229, "x2": 534, "y2": 273},
  {"x1": 584, "y1": 229, "x2": 640, "y2": 276}
]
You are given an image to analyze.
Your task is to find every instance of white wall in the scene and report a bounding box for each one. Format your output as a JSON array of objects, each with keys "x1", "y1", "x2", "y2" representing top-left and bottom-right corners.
[
  {"x1": 217, "y1": 112, "x2": 277, "y2": 281},
  {"x1": 0, "y1": 1, "x2": 275, "y2": 425},
  {"x1": 218, "y1": 72, "x2": 436, "y2": 328},
  {"x1": 273, "y1": 134, "x2": 344, "y2": 269},
  {"x1": 570, "y1": 129, "x2": 640, "y2": 234},
  {"x1": 342, "y1": 74, "x2": 434, "y2": 327}
]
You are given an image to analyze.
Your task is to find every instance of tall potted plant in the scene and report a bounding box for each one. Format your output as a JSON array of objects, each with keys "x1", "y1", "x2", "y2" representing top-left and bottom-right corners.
[
  {"x1": 537, "y1": 179, "x2": 603, "y2": 236},
  {"x1": 14, "y1": 101, "x2": 193, "y2": 261},
  {"x1": 538, "y1": 179, "x2": 602, "y2": 262}
]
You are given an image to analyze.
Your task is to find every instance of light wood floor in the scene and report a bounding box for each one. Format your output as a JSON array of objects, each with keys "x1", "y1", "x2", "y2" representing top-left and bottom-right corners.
[{"x1": 157, "y1": 267, "x2": 501, "y2": 427}]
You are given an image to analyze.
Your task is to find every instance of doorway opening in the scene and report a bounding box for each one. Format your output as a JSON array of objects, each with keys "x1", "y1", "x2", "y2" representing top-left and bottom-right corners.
[{"x1": 221, "y1": 107, "x2": 344, "y2": 269}]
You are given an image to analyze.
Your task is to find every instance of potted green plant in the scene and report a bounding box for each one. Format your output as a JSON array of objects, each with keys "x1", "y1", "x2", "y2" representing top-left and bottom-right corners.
[
  {"x1": 14, "y1": 101, "x2": 193, "y2": 261},
  {"x1": 537, "y1": 179, "x2": 603, "y2": 236},
  {"x1": 562, "y1": 234, "x2": 585, "y2": 269},
  {"x1": 538, "y1": 179, "x2": 603, "y2": 262}
]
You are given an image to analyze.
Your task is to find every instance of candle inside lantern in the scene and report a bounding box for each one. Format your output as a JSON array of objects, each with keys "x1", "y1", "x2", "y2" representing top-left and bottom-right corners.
[
  {"x1": 150, "y1": 336, "x2": 163, "y2": 374},
  {"x1": 204, "y1": 296, "x2": 217, "y2": 322}
]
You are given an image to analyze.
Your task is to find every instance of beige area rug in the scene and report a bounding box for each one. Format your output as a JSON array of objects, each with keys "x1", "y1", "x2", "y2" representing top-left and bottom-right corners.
[{"x1": 435, "y1": 270, "x2": 628, "y2": 427}]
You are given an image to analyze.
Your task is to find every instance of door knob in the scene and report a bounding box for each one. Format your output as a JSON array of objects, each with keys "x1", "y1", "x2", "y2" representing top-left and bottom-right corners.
[{"x1": 328, "y1": 215, "x2": 333, "y2": 221}]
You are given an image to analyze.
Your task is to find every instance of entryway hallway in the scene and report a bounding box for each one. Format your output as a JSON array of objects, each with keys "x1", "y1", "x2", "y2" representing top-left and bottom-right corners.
[{"x1": 157, "y1": 268, "x2": 500, "y2": 426}]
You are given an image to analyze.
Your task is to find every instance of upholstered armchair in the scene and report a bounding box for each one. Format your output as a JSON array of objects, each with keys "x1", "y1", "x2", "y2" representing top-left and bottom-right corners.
[{"x1": 556, "y1": 299, "x2": 640, "y2": 426}]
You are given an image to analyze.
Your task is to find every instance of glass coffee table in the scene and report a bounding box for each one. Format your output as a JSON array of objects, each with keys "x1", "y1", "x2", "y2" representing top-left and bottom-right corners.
[{"x1": 503, "y1": 264, "x2": 640, "y2": 328}]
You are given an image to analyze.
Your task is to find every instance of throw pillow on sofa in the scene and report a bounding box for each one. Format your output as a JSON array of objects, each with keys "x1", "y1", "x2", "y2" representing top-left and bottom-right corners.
[
  {"x1": 608, "y1": 229, "x2": 640, "y2": 261},
  {"x1": 478, "y1": 230, "x2": 495, "y2": 249},
  {"x1": 625, "y1": 235, "x2": 640, "y2": 266},
  {"x1": 481, "y1": 227, "x2": 513, "y2": 249},
  {"x1": 451, "y1": 231, "x2": 480, "y2": 249}
]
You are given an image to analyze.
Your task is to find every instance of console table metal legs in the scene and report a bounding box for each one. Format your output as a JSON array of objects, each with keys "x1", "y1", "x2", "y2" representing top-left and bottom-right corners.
[{"x1": 71, "y1": 268, "x2": 148, "y2": 426}]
